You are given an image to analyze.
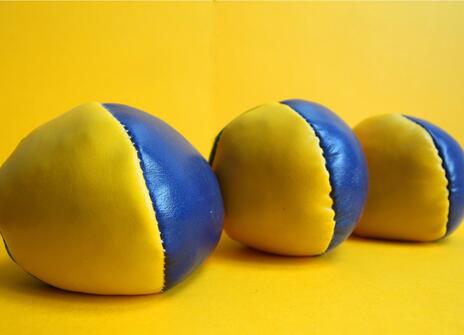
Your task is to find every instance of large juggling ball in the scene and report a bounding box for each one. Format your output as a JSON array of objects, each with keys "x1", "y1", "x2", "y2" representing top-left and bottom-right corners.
[
  {"x1": 354, "y1": 114, "x2": 464, "y2": 241},
  {"x1": 209, "y1": 99, "x2": 368, "y2": 256},
  {"x1": 0, "y1": 102, "x2": 224, "y2": 295}
]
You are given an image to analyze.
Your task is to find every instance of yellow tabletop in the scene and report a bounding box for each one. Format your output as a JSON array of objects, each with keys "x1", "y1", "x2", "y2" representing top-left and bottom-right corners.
[{"x1": 1, "y1": 231, "x2": 464, "y2": 334}]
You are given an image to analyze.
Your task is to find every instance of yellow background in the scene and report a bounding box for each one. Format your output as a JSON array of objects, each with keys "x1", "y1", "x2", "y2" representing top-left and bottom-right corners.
[{"x1": 0, "y1": 2, "x2": 463, "y2": 334}]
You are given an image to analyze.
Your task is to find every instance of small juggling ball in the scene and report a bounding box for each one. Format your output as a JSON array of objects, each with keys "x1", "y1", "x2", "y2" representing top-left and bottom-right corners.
[
  {"x1": 0, "y1": 102, "x2": 224, "y2": 295},
  {"x1": 354, "y1": 114, "x2": 464, "y2": 242},
  {"x1": 209, "y1": 99, "x2": 368, "y2": 256}
]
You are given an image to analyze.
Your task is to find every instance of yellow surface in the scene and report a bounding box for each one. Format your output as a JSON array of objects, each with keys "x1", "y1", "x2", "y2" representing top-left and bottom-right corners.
[
  {"x1": 354, "y1": 114, "x2": 449, "y2": 241},
  {"x1": 0, "y1": 103, "x2": 165, "y2": 295},
  {"x1": 1, "y1": 233, "x2": 464, "y2": 334},
  {"x1": 213, "y1": 103, "x2": 335, "y2": 255},
  {"x1": 0, "y1": 2, "x2": 214, "y2": 159},
  {"x1": 213, "y1": 2, "x2": 464, "y2": 145},
  {"x1": 0, "y1": 1, "x2": 464, "y2": 334}
]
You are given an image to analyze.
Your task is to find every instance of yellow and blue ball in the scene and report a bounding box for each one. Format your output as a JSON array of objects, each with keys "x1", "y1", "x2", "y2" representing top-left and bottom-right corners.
[
  {"x1": 210, "y1": 99, "x2": 368, "y2": 256},
  {"x1": 354, "y1": 114, "x2": 464, "y2": 241},
  {"x1": 0, "y1": 102, "x2": 224, "y2": 295}
]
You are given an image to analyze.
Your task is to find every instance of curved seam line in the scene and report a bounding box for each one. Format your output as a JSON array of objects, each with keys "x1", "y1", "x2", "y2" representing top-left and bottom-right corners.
[
  {"x1": 2, "y1": 236, "x2": 16, "y2": 263},
  {"x1": 281, "y1": 103, "x2": 337, "y2": 253},
  {"x1": 102, "y1": 104, "x2": 167, "y2": 291},
  {"x1": 1, "y1": 224, "x2": 64, "y2": 289},
  {"x1": 209, "y1": 128, "x2": 224, "y2": 165},
  {"x1": 210, "y1": 104, "x2": 268, "y2": 165},
  {"x1": 403, "y1": 115, "x2": 450, "y2": 237}
]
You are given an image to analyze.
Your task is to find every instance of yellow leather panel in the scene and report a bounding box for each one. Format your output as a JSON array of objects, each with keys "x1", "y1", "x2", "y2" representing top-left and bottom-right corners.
[
  {"x1": 212, "y1": 103, "x2": 335, "y2": 255},
  {"x1": 354, "y1": 114, "x2": 449, "y2": 241},
  {"x1": 0, "y1": 102, "x2": 165, "y2": 294}
]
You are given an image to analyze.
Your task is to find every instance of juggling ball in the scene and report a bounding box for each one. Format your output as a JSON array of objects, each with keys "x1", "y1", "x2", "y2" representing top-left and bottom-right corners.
[
  {"x1": 210, "y1": 99, "x2": 368, "y2": 256},
  {"x1": 0, "y1": 102, "x2": 224, "y2": 295},
  {"x1": 354, "y1": 114, "x2": 464, "y2": 241}
]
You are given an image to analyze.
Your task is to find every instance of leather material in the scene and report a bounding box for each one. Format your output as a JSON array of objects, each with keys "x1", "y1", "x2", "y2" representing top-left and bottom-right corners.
[
  {"x1": 282, "y1": 99, "x2": 368, "y2": 250},
  {"x1": 212, "y1": 102, "x2": 336, "y2": 256},
  {"x1": 0, "y1": 102, "x2": 166, "y2": 294},
  {"x1": 354, "y1": 114, "x2": 449, "y2": 241},
  {"x1": 405, "y1": 116, "x2": 464, "y2": 236},
  {"x1": 208, "y1": 129, "x2": 224, "y2": 165},
  {"x1": 104, "y1": 104, "x2": 224, "y2": 289}
]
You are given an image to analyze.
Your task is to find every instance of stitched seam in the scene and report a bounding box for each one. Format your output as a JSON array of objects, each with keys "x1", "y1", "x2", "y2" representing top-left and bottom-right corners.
[
  {"x1": 2, "y1": 235, "x2": 17, "y2": 264},
  {"x1": 283, "y1": 104, "x2": 338, "y2": 252},
  {"x1": 210, "y1": 105, "x2": 267, "y2": 165},
  {"x1": 103, "y1": 105, "x2": 167, "y2": 291},
  {"x1": 1, "y1": 234, "x2": 48, "y2": 285},
  {"x1": 209, "y1": 128, "x2": 224, "y2": 165},
  {"x1": 403, "y1": 115, "x2": 451, "y2": 236}
]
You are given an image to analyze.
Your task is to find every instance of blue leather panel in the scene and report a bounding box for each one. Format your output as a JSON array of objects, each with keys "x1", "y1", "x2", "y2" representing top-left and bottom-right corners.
[
  {"x1": 282, "y1": 99, "x2": 368, "y2": 251},
  {"x1": 405, "y1": 116, "x2": 464, "y2": 236},
  {"x1": 103, "y1": 104, "x2": 224, "y2": 289}
]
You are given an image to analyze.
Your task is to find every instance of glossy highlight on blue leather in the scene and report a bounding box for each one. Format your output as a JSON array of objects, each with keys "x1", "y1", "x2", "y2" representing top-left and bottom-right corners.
[
  {"x1": 282, "y1": 99, "x2": 368, "y2": 251},
  {"x1": 103, "y1": 103, "x2": 224, "y2": 289},
  {"x1": 405, "y1": 116, "x2": 464, "y2": 236}
]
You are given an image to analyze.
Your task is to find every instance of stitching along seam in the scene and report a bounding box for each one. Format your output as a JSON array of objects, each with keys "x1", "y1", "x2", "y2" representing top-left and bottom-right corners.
[
  {"x1": 403, "y1": 115, "x2": 450, "y2": 237},
  {"x1": 284, "y1": 104, "x2": 338, "y2": 253},
  {"x1": 103, "y1": 104, "x2": 168, "y2": 292}
]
